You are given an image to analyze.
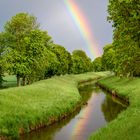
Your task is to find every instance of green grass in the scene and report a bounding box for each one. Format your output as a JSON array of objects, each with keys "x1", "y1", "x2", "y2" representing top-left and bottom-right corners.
[
  {"x1": 2, "y1": 75, "x2": 17, "y2": 88},
  {"x1": 89, "y1": 76, "x2": 140, "y2": 140},
  {"x1": 0, "y1": 72, "x2": 109, "y2": 139}
]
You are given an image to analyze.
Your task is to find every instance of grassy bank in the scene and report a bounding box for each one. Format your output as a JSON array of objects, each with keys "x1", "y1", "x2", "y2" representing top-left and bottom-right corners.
[
  {"x1": 0, "y1": 72, "x2": 108, "y2": 139},
  {"x1": 89, "y1": 76, "x2": 140, "y2": 140}
]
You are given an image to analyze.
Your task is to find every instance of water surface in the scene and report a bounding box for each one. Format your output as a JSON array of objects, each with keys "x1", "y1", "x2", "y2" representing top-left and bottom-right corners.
[{"x1": 20, "y1": 85, "x2": 127, "y2": 140}]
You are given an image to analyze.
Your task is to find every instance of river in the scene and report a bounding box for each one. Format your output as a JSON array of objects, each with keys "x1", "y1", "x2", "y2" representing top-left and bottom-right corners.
[{"x1": 20, "y1": 84, "x2": 127, "y2": 140}]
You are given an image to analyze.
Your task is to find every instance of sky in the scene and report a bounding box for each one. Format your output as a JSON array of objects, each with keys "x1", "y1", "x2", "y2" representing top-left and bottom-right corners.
[{"x1": 0, "y1": 0, "x2": 112, "y2": 60}]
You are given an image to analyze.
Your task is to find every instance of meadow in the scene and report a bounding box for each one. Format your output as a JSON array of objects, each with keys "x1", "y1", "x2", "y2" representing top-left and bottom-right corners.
[
  {"x1": 0, "y1": 72, "x2": 108, "y2": 139},
  {"x1": 89, "y1": 76, "x2": 140, "y2": 140},
  {"x1": 2, "y1": 74, "x2": 17, "y2": 88}
]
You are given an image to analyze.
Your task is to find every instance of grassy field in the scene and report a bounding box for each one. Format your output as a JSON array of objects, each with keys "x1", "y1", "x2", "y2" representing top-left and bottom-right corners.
[
  {"x1": 89, "y1": 76, "x2": 140, "y2": 140},
  {"x1": 0, "y1": 72, "x2": 108, "y2": 139},
  {"x1": 2, "y1": 75, "x2": 17, "y2": 88}
]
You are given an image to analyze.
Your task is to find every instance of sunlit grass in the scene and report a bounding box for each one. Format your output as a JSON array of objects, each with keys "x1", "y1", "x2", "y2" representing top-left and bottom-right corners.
[
  {"x1": 89, "y1": 76, "x2": 140, "y2": 140},
  {"x1": 0, "y1": 72, "x2": 108, "y2": 139}
]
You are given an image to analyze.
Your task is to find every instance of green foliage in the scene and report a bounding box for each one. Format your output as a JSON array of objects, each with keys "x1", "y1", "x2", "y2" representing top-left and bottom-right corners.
[
  {"x1": 70, "y1": 50, "x2": 92, "y2": 74},
  {"x1": 2, "y1": 13, "x2": 40, "y2": 85},
  {"x1": 2, "y1": 13, "x2": 53, "y2": 85},
  {"x1": 49, "y1": 44, "x2": 72, "y2": 75},
  {"x1": 4, "y1": 13, "x2": 39, "y2": 34},
  {"x1": 102, "y1": 44, "x2": 115, "y2": 72},
  {"x1": 92, "y1": 57, "x2": 104, "y2": 72},
  {"x1": 44, "y1": 49, "x2": 60, "y2": 78},
  {"x1": 134, "y1": 49, "x2": 140, "y2": 76},
  {"x1": 106, "y1": 0, "x2": 140, "y2": 77},
  {"x1": 23, "y1": 30, "x2": 52, "y2": 81},
  {"x1": 0, "y1": 32, "x2": 6, "y2": 87}
]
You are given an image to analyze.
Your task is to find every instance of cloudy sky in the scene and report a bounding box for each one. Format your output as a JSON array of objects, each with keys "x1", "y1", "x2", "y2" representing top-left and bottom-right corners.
[{"x1": 0, "y1": 0, "x2": 112, "y2": 59}]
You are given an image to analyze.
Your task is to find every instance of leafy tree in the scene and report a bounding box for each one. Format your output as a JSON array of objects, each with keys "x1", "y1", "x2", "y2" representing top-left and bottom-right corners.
[
  {"x1": 49, "y1": 44, "x2": 72, "y2": 75},
  {"x1": 107, "y1": 0, "x2": 140, "y2": 77},
  {"x1": 102, "y1": 44, "x2": 115, "y2": 72},
  {"x1": 92, "y1": 57, "x2": 104, "y2": 72},
  {"x1": 108, "y1": 0, "x2": 140, "y2": 44},
  {"x1": 44, "y1": 49, "x2": 60, "y2": 78},
  {"x1": 0, "y1": 33, "x2": 5, "y2": 87},
  {"x1": 134, "y1": 48, "x2": 140, "y2": 76},
  {"x1": 23, "y1": 30, "x2": 52, "y2": 84},
  {"x1": 71, "y1": 55, "x2": 85, "y2": 74},
  {"x1": 70, "y1": 50, "x2": 92, "y2": 74},
  {"x1": 3, "y1": 13, "x2": 40, "y2": 86},
  {"x1": 3, "y1": 13, "x2": 54, "y2": 86}
]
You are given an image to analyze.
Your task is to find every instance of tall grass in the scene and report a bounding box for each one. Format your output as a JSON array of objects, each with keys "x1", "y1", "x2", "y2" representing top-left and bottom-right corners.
[
  {"x1": 0, "y1": 72, "x2": 108, "y2": 139},
  {"x1": 89, "y1": 76, "x2": 140, "y2": 140}
]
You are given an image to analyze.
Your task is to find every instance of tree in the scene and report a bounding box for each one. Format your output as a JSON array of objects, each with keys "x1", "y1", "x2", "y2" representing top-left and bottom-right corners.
[
  {"x1": 102, "y1": 44, "x2": 115, "y2": 72},
  {"x1": 92, "y1": 57, "x2": 104, "y2": 72},
  {"x1": 49, "y1": 44, "x2": 72, "y2": 75},
  {"x1": 22, "y1": 30, "x2": 52, "y2": 84},
  {"x1": 44, "y1": 49, "x2": 60, "y2": 78},
  {"x1": 133, "y1": 48, "x2": 140, "y2": 76},
  {"x1": 70, "y1": 50, "x2": 92, "y2": 74},
  {"x1": 2, "y1": 13, "x2": 55, "y2": 86},
  {"x1": 0, "y1": 33, "x2": 5, "y2": 87},
  {"x1": 107, "y1": 0, "x2": 140, "y2": 77},
  {"x1": 3, "y1": 13, "x2": 40, "y2": 86}
]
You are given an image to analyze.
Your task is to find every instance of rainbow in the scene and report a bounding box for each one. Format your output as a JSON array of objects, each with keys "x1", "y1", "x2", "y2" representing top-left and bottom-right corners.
[{"x1": 63, "y1": 0, "x2": 101, "y2": 59}]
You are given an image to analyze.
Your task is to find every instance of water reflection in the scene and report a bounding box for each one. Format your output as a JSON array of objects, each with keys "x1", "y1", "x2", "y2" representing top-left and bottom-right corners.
[
  {"x1": 101, "y1": 93, "x2": 127, "y2": 122},
  {"x1": 78, "y1": 84, "x2": 96, "y2": 103},
  {"x1": 20, "y1": 110, "x2": 81, "y2": 140},
  {"x1": 20, "y1": 85, "x2": 127, "y2": 140}
]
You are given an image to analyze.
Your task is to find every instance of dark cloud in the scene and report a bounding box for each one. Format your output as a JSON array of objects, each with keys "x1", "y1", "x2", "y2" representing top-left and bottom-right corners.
[{"x1": 0, "y1": 0, "x2": 112, "y2": 59}]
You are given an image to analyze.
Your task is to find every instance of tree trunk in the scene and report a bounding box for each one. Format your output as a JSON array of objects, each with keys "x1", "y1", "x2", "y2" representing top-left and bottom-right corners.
[
  {"x1": 17, "y1": 74, "x2": 20, "y2": 87},
  {"x1": 27, "y1": 77, "x2": 31, "y2": 85},
  {"x1": 22, "y1": 77, "x2": 26, "y2": 86}
]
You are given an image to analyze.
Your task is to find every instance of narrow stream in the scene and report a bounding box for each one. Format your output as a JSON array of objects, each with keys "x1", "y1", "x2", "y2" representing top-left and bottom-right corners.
[{"x1": 20, "y1": 84, "x2": 127, "y2": 140}]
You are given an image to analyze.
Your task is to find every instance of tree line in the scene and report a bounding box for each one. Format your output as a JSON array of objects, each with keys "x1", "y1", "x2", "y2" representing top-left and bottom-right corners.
[
  {"x1": 92, "y1": 0, "x2": 140, "y2": 77},
  {"x1": 0, "y1": 13, "x2": 94, "y2": 87}
]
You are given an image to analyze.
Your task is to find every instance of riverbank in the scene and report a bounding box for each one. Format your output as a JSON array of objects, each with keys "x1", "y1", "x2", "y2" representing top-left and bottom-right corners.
[
  {"x1": 89, "y1": 76, "x2": 140, "y2": 140},
  {"x1": 0, "y1": 72, "x2": 108, "y2": 139}
]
